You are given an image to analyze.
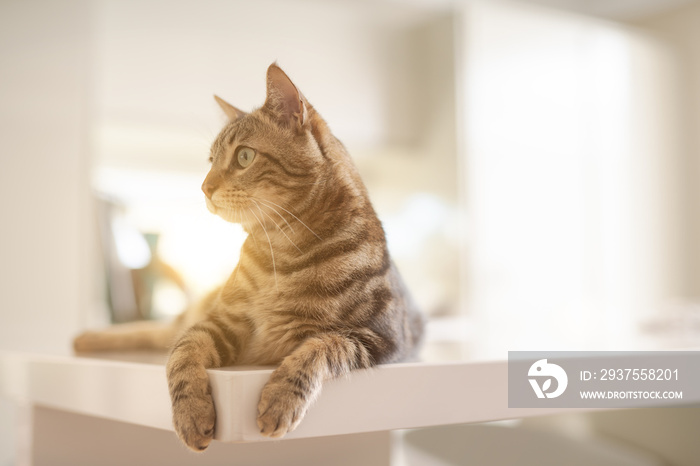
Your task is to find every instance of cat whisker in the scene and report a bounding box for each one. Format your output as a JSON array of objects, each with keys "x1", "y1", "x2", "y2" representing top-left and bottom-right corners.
[
  {"x1": 223, "y1": 206, "x2": 240, "y2": 224},
  {"x1": 255, "y1": 201, "x2": 295, "y2": 233},
  {"x1": 235, "y1": 206, "x2": 243, "y2": 227},
  {"x1": 247, "y1": 206, "x2": 279, "y2": 293},
  {"x1": 251, "y1": 196, "x2": 322, "y2": 241},
  {"x1": 243, "y1": 208, "x2": 259, "y2": 249},
  {"x1": 251, "y1": 199, "x2": 302, "y2": 254}
]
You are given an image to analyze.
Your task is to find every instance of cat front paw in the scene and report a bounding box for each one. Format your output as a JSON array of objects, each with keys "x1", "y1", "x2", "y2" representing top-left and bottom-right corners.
[
  {"x1": 73, "y1": 331, "x2": 104, "y2": 352},
  {"x1": 257, "y1": 381, "x2": 310, "y2": 438},
  {"x1": 172, "y1": 393, "x2": 216, "y2": 451}
]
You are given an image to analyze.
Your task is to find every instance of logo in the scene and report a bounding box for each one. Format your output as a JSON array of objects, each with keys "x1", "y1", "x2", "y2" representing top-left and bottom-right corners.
[{"x1": 528, "y1": 359, "x2": 568, "y2": 399}]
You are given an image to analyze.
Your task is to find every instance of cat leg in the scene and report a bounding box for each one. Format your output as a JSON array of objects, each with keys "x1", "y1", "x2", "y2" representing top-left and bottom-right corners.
[
  {"x1": 257, "y1": 329, "x2": 382, "y2": 438},
  {"x1": 166, "y1": 313, "x2": 248, "y2": 451},
  {"x1": 73, "y1": 319, "x2": 180, "y2": 352}
]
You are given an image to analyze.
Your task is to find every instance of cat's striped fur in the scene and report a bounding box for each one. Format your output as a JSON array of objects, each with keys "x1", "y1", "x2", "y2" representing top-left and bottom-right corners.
[{"x1": 74, "y1": 64, "x2": 424, "y2": 452}]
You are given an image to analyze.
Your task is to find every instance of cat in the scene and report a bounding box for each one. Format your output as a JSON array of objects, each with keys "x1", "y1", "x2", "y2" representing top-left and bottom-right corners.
[{"x1": 74, "y1": 63, "x2": 425, "y2": 452}]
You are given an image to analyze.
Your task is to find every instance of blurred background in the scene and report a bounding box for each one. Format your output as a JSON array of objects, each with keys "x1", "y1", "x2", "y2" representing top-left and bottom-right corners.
[{"x1": 1, "y1": 0, "x2": 699, "y2": 464}]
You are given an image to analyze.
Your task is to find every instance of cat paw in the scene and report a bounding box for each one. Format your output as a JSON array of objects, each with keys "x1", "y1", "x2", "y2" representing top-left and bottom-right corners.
[
  {"x1": 172, "y1": 394, "x2": 216, "y2": 452},
  {"x1": 73, "y1": 331, "x2": 103, "y2": 352},
  {"x1": 257, "y1": 382, "x2": 309, "y2": 438}
]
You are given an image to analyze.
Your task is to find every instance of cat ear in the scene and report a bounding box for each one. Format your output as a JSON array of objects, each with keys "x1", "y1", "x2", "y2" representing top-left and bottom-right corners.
[
  {"x1": 214, "y1": 95, "x2": 246, "y2": 121},
  {"x1": 264, "y1": 63, "x2": 308, "y2": 129}
]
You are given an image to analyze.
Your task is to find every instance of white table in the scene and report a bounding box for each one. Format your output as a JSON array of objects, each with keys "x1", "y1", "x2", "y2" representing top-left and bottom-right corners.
[{"x1": 0, "y1": 349, "x2": 695, "y2": 465}]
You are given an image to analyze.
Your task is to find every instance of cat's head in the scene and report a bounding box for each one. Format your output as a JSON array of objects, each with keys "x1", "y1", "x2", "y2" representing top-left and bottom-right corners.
[{"x1": 202, "y1": 64, "x2": 330, "y2": 227}]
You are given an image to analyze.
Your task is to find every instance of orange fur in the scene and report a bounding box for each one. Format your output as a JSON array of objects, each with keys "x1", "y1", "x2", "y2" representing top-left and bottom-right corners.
[{"x1": 74, "y1": 63, "x2": 424, "y2": 452}]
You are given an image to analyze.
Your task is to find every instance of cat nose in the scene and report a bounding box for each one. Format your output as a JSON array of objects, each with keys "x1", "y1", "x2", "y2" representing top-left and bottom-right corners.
[{"x1": 202, "y1": 176, "x2": 218, "y2": 199}]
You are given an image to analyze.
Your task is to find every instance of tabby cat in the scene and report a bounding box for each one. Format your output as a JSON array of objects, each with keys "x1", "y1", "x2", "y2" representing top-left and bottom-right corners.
[{"x1": 74, "y1": 63, "x2": 425, "y2": 452}]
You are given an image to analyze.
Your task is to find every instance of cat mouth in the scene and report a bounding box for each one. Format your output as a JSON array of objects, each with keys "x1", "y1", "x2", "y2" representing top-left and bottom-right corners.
[{"x1": 205, "y1": 196, "x2": 252, "y2": 224}]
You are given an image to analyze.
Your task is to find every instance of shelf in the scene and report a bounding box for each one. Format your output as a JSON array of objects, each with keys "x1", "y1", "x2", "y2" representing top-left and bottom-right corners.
[{"x1": 0, "y1": 350, "x2": 608, "y2": 444}]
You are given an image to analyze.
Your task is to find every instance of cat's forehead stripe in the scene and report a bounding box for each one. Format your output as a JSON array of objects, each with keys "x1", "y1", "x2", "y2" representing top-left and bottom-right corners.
[
  {"x1": 226, "y1": 126, "x2": 240, "y2": 145},
  {"x1": 219, "y1": 124, "x2": 240, "y2": 166},
  {"x1": 222, "y1": 124, "x2": 237, "y2": 146},
  {"x1": 222, "y1": 123, "x2": 258, "y2": 165},
  {"x1": 224, "y1": 144, "x2": 235, "y2": 167},
  {"x1": 230, "y1": 122, "x2": 255, "y2": 144}
]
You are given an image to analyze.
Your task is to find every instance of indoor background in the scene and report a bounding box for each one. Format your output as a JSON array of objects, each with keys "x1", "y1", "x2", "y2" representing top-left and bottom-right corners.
[{"x1": 1, "y1": 0, "x2": 699, "y2": 464}]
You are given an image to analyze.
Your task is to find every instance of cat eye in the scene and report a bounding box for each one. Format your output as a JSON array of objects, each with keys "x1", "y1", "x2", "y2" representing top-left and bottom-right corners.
[{"x1": 237, "y1": 146, "x2": 256, "y2": 168}]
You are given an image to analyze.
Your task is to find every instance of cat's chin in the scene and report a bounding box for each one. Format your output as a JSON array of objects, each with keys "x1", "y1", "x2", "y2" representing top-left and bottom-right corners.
[
  {"x1": 212, "y1": 207, "x2": 243, "y2": 224},
  {"x1": 216, "y1": 211, "x2": 243, "y2": 224},
  {"x1": 206, "y1": 198, "x2": 243, "y2": 224}
]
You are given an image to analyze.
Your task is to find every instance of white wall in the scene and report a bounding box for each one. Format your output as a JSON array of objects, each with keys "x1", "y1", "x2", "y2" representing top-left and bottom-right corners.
[
  {"x1": 91, "y1": 0, "x2": 456, "y2": 171},
  {"x1": 0, "y1": 0, "x2": 92, "y2": 462},
  {"x1": 635, "y1": 2, "x2": 700, "y2": 299},
  {"x1": 90, "y1": 0, "x2": 463, "y2": 317},
  {"x1": 458, "y1": 1, "x2": 687, "y2": 357},
  {"x1": 0, "y1": 1, "x2": 91, "y2": 351}
]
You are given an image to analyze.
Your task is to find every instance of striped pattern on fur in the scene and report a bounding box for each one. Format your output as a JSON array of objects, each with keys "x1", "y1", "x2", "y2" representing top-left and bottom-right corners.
[{"x1": 74, "y1": 63, "x2": 424, "y2": 452}]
